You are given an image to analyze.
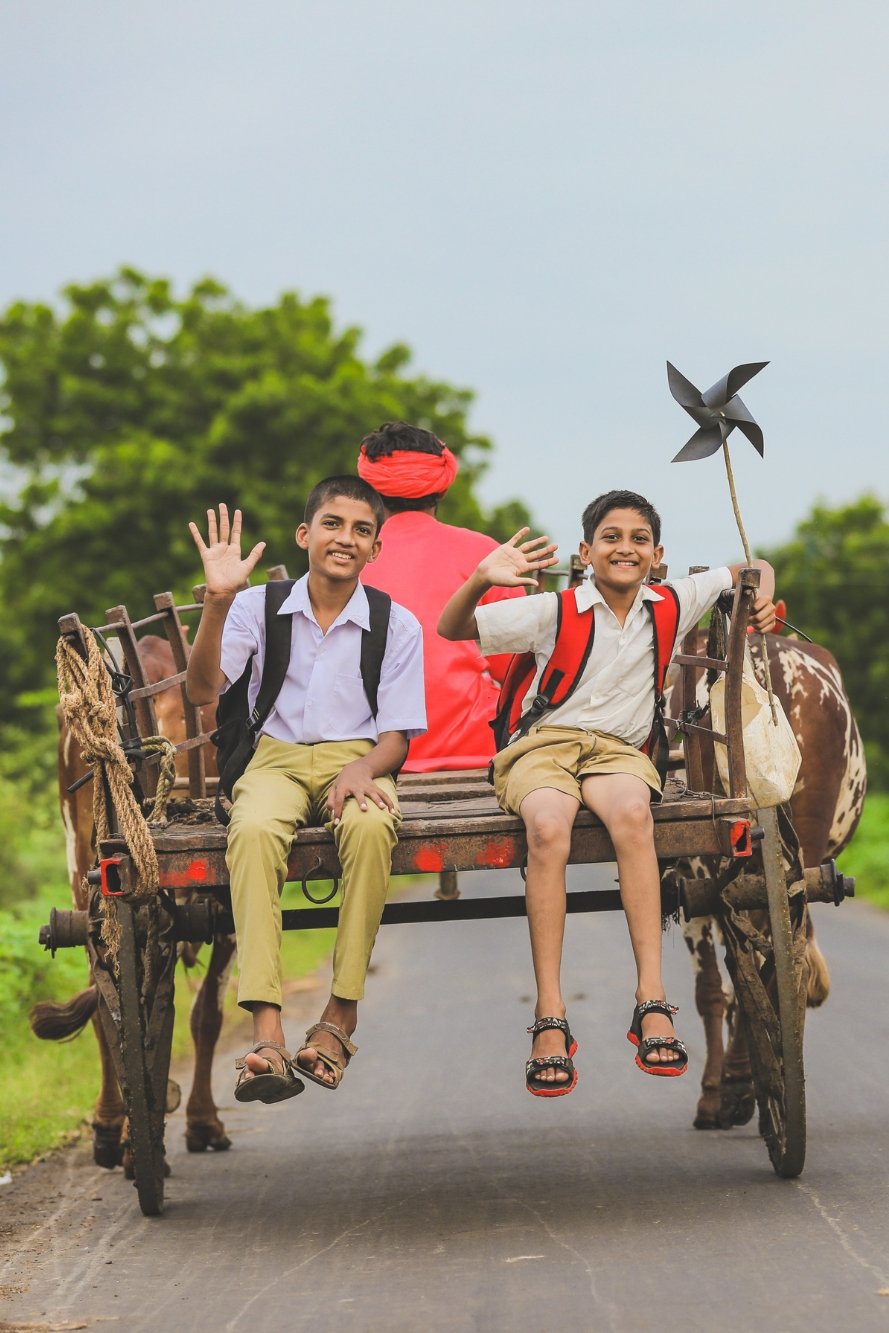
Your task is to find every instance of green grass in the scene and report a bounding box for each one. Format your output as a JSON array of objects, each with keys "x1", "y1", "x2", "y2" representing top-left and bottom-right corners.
[{"x1": 838, "y1": 791, "x2": 889, "y2": 910}]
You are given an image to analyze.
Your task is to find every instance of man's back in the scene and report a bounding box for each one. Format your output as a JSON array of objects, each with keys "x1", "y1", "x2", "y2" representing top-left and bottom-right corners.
[{"x1": 362, "y1": 510, "x2": 522, "y2": 771}]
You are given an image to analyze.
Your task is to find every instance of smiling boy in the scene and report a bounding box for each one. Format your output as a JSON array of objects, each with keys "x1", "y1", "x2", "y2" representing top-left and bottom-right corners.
[
  {"x1": 438, "y1": 489, "x2": 776, "y2": 1095},
  {"x1": 186, "y1": 478, "x2": 426, "y2": 1104}
]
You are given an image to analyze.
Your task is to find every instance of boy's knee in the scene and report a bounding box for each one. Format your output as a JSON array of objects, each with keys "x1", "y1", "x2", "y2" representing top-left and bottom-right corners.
[
  {"x1": 610, "y1": 800, "x2": 654, "y2": 840},
  {"x1": 524, "y1": 810, "x2": 573, "y2": 856},
  {"x1": 335, "y1": 800, "x2": 399, "y2": 846}
]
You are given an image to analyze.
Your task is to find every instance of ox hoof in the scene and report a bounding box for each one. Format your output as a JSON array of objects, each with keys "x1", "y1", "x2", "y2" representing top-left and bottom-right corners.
[
  {"x1": 718, "y1": 1076, "x2": 756, "y2": 1128},
  {"x1": 91, "y1": 1121, "x2": 125, "y2": 1169},
  {"x1": 185, "y1": 1121, "x2": 232, "y2": 1154},
  {"x1": 693, "y1": 1084, "x2": 724, "y2": 1130}
]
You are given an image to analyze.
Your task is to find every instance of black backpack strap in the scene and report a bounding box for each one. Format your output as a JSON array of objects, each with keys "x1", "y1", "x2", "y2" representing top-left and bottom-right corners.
[
  {"x1": 251, "y1": 579, "x2": 296, "y2": 731},
  {"x1": 360, "y1": 586, "x2": 391, "y2": 717}
]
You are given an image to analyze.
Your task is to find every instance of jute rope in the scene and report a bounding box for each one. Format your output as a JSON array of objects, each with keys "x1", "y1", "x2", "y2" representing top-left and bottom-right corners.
[{"x1": 56, "y1": 630, "x2": 162, "y2": 961}]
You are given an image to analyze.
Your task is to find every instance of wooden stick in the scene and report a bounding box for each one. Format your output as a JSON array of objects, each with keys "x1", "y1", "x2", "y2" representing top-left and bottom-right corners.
[{"x1": 721, "y1": 441, "x2": 779, "y2": 724}]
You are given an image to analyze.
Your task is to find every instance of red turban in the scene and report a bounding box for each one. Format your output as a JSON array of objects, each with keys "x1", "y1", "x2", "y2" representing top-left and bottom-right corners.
[{"x1": 357, "y1": 442, "x2": 459, "y2": 499}]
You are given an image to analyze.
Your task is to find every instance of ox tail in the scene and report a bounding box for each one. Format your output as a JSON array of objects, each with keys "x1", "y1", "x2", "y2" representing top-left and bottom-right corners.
[
  {"x1": 805, "y1": 935, "x2": 830, "y2": 1008},
  {"x1": 29, "y1": 984, "x2": 98, "y2": 1040}
]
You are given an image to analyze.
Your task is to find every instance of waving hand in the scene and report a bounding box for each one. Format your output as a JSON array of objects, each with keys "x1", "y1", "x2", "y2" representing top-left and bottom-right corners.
[{"x1": 188, "y1": 504, "x2": 267, "y2": 597}]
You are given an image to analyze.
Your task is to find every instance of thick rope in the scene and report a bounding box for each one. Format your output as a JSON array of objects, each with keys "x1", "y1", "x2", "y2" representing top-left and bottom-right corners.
[{"x1": 56, "y1": 632, "x2": 161, "y2": 965}]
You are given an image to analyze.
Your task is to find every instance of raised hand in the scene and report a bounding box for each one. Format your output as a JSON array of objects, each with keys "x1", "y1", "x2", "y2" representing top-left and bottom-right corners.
[
  {"x1": 188, "y1": 504, "x2": 267, "y2": 597},
  {"x1": 477, "y1": 528, "x2": 559, "y2": 588}
]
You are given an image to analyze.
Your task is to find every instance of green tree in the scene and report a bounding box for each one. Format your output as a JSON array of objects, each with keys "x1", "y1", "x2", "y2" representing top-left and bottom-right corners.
[
  {"x1": 761, "y1": 495, "x2": 889, "y2": 787},
  {"x1": 0, "y1": 268, "x2": 531, "y2": 721}
]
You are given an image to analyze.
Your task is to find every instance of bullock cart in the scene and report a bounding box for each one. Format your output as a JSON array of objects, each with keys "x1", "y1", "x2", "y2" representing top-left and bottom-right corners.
[{"x1": 41, "y1": 568, "x2": 852, "y2": 1216}]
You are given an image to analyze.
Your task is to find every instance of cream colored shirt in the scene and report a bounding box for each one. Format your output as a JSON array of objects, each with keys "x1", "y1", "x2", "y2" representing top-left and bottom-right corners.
[{"x1": 475, "y1": 567, "x2": 732, "y2": 747}]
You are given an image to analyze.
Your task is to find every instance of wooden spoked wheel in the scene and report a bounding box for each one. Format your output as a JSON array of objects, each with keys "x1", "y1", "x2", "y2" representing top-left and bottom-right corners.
[
  {"x1": 720, "y1": 806, "x2": 808, "y2": 1178},
  {"x1": 116, "y1": 899, "x2": 177, "y2": 1217}
]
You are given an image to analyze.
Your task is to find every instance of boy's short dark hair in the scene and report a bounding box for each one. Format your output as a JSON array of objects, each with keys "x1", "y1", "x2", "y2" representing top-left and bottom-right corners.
[
  {"x1": 359, "y1": 421, "x2": 445, "y2": 512},
  {"x1": 582, "y1": 490, "x2": 662, "y2": 546},
  {"x1": 304, "y1": 475, "x2": 386, "y2": 534}
]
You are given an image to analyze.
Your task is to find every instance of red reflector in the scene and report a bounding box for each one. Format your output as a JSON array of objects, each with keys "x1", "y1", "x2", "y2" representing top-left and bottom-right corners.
[
  {"x1": 100, "y1": 857, "x2": 124, "y2": 896},
  {"x1": 731, "y1": 820, "x2": 752, "y2": 857},
  {"x1": 186, "y1": 859, "x2": 209, "y2": 883}
]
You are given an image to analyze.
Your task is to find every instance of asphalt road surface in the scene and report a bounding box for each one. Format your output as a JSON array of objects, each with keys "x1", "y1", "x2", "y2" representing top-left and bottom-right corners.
[{"x1": 2, "y1": 865, "x2": 889, "y2": 1332}]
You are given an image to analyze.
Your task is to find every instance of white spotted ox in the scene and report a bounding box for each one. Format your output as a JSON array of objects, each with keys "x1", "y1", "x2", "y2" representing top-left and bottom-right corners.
[
  {"x1": 670, "y1": 632, "x2": 866, "y2": 1130},
  {"x1": 30, "y1": 636, "x2": 235, "y2": 1167}
]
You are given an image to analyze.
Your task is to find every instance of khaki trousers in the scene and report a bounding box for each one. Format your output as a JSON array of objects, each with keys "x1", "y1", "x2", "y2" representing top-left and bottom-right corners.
[{"x1": 226, "y1": 735, "x2": 400, "y2": 1009}]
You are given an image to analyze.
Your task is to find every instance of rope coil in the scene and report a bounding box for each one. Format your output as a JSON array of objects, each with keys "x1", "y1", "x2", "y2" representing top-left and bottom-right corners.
[{"x1": 56, "y1": 630, "x2": 162, "y2": 961}]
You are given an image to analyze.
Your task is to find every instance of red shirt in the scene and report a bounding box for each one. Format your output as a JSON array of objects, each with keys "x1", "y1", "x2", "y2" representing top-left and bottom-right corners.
[{"x1": 361, "y1": 511, "x2": 524, "y2": 771}]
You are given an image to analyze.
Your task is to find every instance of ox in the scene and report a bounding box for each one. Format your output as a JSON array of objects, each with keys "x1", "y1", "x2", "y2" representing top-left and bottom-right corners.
[
  {"x1": 30, "y1": 635, "x2": 234, "y2": 1167},
  {"x1": 672, "y1": 632, "x2": 866, "y2": 1130}
]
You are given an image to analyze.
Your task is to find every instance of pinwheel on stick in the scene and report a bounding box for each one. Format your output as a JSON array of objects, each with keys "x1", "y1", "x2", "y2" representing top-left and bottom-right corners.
[{"x1": 667, "y1": 359, "x2": 778, "y2": 722}]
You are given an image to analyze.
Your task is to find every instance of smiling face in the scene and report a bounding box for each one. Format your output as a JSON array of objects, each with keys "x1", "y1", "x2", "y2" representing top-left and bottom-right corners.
[
  {"x1": 578, "y1": 506, "x2": 664, "y2": 598},
  {"x1": 296, "y1": 495, "x2": 382, "y2": 582}
]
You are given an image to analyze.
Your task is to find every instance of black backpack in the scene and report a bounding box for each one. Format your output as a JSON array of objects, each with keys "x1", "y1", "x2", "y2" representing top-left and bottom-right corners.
[{"x1": 211, "y1": 580, "x2": 392, "y2": 824}]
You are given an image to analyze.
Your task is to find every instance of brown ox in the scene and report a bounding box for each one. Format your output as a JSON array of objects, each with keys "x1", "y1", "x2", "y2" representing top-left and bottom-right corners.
[
  {"x1": 672, "y1": 633, "x2": 866, "y2": 1130},
  {"x1": 31, "y1": 635, "x2": 235, "y2": 1167}
]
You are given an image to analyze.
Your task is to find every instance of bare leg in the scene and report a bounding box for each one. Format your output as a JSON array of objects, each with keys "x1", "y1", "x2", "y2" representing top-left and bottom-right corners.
[
  {"x1": 581, "y1": 773, "x2": 680, "y2": 1063},
  {"x1": 519, "y1": 787, "x2": 580, "y2": 1084},
  {"x1": 239, "y1": 1001, "x2": 290, "y2": 1082}
]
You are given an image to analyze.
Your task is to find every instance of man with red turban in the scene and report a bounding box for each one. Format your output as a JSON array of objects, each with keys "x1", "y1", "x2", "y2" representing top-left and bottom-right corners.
[{"x1": 358, "y1": 421, "x2": 523, "y2": 771}]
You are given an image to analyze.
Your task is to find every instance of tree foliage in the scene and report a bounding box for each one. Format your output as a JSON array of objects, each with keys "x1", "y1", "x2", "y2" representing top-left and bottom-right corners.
[
  {"x1": 0, "y1": 268, "x2": 531, "y2": 720},
  {"x1": 761, "y1": 495, "x2": 889, "y2": 787}
]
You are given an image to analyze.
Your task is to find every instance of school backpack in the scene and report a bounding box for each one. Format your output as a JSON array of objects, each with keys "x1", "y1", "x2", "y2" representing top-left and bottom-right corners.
[
  {"x1": 211, "y1": 580, "x2": 392, "y2": 824},
  {"x1": 489, "y1": 584, "x2": 681, "y2": 781}
]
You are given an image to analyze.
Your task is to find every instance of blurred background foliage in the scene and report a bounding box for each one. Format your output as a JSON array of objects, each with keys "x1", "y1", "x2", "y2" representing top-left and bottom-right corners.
[{"x1": 0, "y1": 266, "x2": 532, "y2": 727}]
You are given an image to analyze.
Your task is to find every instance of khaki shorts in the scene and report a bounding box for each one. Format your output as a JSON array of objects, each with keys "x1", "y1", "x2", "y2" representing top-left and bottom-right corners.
[{"x1": 491, "y1": 725, "x2": 662, "y2": 817}]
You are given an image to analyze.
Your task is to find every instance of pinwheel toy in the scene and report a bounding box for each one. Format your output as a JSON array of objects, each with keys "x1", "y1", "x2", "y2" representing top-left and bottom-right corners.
[
  {"x1": 666, "y1": 358, "x2": 778, "y2": 721},
  {"x1": 667, "y1": 360, "x2": 768, "y2": 463}
]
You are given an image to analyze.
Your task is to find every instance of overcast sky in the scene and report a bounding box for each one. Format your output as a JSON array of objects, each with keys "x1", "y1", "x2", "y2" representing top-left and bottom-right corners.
[{"x1": 1, "y1": 1, "x2": 886, "y2": 574}]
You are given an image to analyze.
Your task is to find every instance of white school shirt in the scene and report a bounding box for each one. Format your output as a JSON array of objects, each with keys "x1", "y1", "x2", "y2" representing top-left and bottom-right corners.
[
  {"x1": 219, "y1": 575, "x2": 427, "y2": 745},
  {"x1": 475, "y1": 567, "x2": 733, "y2": 748}
]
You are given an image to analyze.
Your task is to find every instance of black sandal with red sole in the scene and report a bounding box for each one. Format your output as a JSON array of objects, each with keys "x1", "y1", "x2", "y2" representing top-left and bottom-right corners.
[
  {"x1": 627, "y1": 1000, "x2": 688, "y2": 1077},
  {"x1": 525, "y1": 1016, "x2": 579, "y2": 1097}
]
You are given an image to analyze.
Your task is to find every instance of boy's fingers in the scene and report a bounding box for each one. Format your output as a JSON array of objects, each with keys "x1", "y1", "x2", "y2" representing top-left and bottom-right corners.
[
  {"x1": 188, "y1": 522, "x2": 207, "y2": 554},
  {"x1": 206, "y1": 509, "x2": 218, "y2": 545},
  {"x1": 507, "y1": 527, "x2": 530, "y2": 546},
  {"x1": 244, "y1": 541, "x2": 267, "y2": 571}
]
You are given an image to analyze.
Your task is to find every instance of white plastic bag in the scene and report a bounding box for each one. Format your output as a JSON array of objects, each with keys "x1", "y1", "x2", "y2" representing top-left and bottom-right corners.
[{"x1": 709, "y1": 646, "x2": 802, "y2": 807}]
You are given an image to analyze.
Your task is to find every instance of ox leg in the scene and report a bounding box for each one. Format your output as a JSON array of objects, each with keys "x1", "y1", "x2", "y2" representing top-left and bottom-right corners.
[
  {"x1": 719, "y1": 1000, "x2": 756, "y2": 1128},
  {"x1": 804, "y1": 914, "x2": 829, "y2": 1008},
  {"x1": 184, "y1": 933, "x2": 236, "y2": 1153},
  {"x1": 90, "y1": 1011, "x2": 126, "y2": 1168},
  {"x1": 685, "y1": 921, "x2": 728, "y2": 1130}
]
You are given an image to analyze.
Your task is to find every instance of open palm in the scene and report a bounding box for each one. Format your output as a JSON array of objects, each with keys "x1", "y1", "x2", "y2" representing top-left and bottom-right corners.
[
  {"x1": 477, "y1": 528, "x2": 559, "y2": 588},
  {"x1": 188, "y1": 504, "x2": 266, "y2": 596}
]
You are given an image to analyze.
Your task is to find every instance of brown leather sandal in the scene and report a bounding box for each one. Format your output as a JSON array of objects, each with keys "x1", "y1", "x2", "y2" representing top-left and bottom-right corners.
[
  {"x1": 295, "y1": 1022, "x2": 357, "y2": 1090},
  {"x1": 234, "y1": 1041, "x2": 304, "y2": 1104}
]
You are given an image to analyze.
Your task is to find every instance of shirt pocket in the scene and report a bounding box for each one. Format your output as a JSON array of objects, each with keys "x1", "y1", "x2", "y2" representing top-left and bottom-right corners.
[{"x1": 324, "y1": 672, "x2": 373, "y2": 736}]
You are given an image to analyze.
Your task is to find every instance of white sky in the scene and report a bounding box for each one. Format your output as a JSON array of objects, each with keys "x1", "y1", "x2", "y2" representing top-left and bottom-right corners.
[{"x1": 1, "y1": 1, "x2": 886, "y2": 574}]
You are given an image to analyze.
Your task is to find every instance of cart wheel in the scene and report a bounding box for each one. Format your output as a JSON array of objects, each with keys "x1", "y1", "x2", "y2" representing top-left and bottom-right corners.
[
  {"x1": 719, "y1": 806, "x2": 807, "y2": 1178},
  {"x1": 117, "y1": 899, "x2": 176, "y2": 1217}
]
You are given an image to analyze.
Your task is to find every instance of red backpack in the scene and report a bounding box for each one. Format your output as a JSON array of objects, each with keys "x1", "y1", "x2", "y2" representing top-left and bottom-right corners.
[{"x1": 489, "y1": 584, "x2": 681, "y2": 778}]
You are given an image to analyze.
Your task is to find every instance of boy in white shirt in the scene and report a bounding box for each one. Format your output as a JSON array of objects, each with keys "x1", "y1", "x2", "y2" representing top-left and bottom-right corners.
[{"x1": 438, "y1": 489, "x2": 776, "y2": 1095}]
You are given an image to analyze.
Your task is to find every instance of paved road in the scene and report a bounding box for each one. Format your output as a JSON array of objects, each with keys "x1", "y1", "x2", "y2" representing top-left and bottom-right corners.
[{"x1": 2, "y1": 866, "x2": 889, "y2": 1332}]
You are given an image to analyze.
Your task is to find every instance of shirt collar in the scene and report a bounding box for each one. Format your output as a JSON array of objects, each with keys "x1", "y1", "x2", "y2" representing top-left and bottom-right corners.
[
  {"x1": 279, "y1": 573, "x2": 371, "y2": 630},
  {"x1": 574, "y1": 575, "x2": 665, "y2": 615}
]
